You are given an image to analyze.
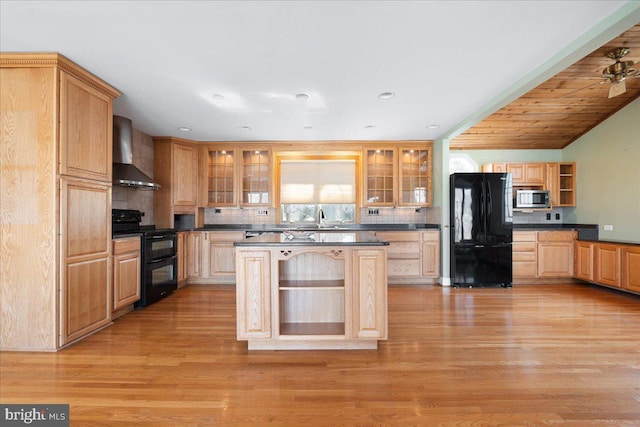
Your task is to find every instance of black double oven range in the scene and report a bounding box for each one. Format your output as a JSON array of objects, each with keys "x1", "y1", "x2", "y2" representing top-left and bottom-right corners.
[{"x1": 112, "y1": 209, "x2": 178, "y2": 308}]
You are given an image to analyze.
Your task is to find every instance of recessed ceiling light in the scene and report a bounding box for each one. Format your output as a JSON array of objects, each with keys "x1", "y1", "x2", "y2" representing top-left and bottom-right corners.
[
  {"x1": 427, "y1": 124, "x2": 440, "y2": 129},
  {"x1": 295, "y1": 93, "x2": 310, "y2": 100},
  {"x1": 239, "y1": 126, "x2": 252, "y2": 131},
  {"x1": 364, "y1": 124, "x2": 376, "y2": 129},
  {"x1": 303, "y1": 126, "x2": 313, "y2": 130},
  {"x1": 177, "y1": 126, "x2": 192, "y2": 132},
  {"x1": 210, "y1": 93, "x2": 225, "y2": 101},
  {"x1": 378, "y1": 92, "x2": 395, "y2": 100}
]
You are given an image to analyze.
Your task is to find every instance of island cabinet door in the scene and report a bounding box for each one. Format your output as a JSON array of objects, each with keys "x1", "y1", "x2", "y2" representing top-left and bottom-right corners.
[
  {"x1": 351, "y1": 249, "x2": 387, "y2": 339},
  {"x1": 236, "y1": 250, "x2": 271, "y2": 339}
]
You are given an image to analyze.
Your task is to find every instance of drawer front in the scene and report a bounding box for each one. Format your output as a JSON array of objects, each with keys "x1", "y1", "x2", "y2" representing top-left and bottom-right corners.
[
  {"x1": 387, "y1": 259, "x2": 421, "y2": 277},
  {"x1": 513, "y1": 251, "x2": 536, "y2": 262},
  {"x1": 375, "y1": 231, "x2": 420, "y2": 242},
  {"x1": 421, "y1": 231, "x2": 439, "y2": 242},
  {"x1": 387, "y1": 242, "x2": 420, "y2": 258},
  {"x1": 537, "y1": 231, "x2": 576, "y2": 242},
  {"x1": 513, "y1": 261, "x2": 537, "y2": 278},
  {"x1": 113, "y1": 237, "x2": 141, "y2": 255},
  {"x1": 513, "y1": 231, "x2": 537, "y2": 242},
  {"x1": 208, "y1": 231, "x2": 245, "y2": 242},
  {"x1": 513, "y1": 242, "x2": 536, "y2": 252}
]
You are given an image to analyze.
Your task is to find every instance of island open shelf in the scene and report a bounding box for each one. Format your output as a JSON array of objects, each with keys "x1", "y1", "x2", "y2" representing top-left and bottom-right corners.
[{"x1": 235, "y1": 232, "x2": 388, "y2": 350}]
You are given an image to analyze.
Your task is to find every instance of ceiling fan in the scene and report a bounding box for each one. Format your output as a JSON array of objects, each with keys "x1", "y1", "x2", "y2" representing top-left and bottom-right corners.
[{"x1": 602, "y1": 47, "x2": 640, "y2": 98}]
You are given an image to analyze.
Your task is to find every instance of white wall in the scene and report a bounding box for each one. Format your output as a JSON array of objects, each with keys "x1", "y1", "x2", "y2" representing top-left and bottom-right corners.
[{"x1": 562, "y1": 97, "x2": 640, "y2": 242}]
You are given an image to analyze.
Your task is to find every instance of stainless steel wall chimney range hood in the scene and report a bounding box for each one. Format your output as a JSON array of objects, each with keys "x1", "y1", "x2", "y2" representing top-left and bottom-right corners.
[{"x1": 112, "y1": 116, "x2": 160, "y2": 190}]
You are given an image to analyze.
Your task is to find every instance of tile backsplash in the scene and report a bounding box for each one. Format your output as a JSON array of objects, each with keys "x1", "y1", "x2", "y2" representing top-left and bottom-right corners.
[
  {"x1": 204, "y1": 206, "x2": 441, "y2": 225},
  {"x1": 513, "y1": 208, "x2": 563, "y2": 224}
]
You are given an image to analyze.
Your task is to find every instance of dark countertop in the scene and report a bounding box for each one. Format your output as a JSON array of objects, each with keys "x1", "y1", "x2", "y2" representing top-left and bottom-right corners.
[
  {"x1": 577, "y1": 238, "x2": 640, "y2": 246},
  {"x1": 513, "y1": 223, "x2": 598, "y2": 230},
  {"x1": 234, "y1": 231, "x2": 389, "y2": 247},
  {"x1": 192, "y1": 223, "x2": 439, "y2": 232}
]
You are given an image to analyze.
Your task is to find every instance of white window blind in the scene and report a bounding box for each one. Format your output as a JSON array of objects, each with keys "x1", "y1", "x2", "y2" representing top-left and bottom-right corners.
[{"x1": 280, "y1": 160, "x2": 356, "y2": 204}]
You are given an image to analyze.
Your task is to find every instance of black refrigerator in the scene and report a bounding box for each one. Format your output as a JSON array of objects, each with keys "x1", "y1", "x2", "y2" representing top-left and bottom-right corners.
[{"x1": 450, "y1": 173, "x2": 513, "y2": 287}]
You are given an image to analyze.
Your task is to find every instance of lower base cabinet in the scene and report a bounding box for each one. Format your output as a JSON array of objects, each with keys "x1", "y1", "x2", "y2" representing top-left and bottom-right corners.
[
  {"x1": 374, "y1": 230, "x2": 439, "y2": 284},
  {"x1": 112, "y1": 236, "x2": 141, "y2": 314},
  {"x1": 236, "y1": 245, "x2": 387, "y2": 350},
  {"x1": 513, "y1": 230, "x2": 576, "y2": 282},
  {"x1": 575, "y1": 241, "x2": 640, "y2": 294}
]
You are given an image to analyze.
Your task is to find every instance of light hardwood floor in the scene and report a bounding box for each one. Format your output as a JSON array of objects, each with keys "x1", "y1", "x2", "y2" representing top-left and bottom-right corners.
[{"x1": 1, "y1": 284, "x2": 639, "y2": 426}]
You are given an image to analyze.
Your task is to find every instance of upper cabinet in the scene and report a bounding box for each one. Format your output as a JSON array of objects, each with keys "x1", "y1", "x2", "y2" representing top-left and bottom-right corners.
[
  {"x1": 364, "y1": 148, "x2": 396, "y2": 206},
  {"x1": 363, "y1": 143, "x2": 433, "y2": 207},
  {"x1": 59, "y1": 72, "x2": 113, "y2": 182},
  {"x1": 506, "y1": 162, "x2": 546, "y2": 186},
  {"x1": 484, "y1": 161, "x2": 576, "y2": 207},
  {"x1": 200, "y1": 146, "x2": 272, "y2": 208},
  {"x1": 203, "y1": 147, "x2": 237, "y2": 207},
  {"x1": 241, "y1": 149, "x2": 272, "y2": 207},
  {"x1": 153, "y1": 137, "x2": 199, "y2": 228}
]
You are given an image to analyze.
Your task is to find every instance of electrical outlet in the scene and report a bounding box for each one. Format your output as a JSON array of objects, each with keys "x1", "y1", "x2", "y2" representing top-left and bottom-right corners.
[
  {"x1": 368, "y1": 209, "x2": 379, "y2": 216},
  {"x1": 555, "y1": 213, "x2": 560, "y2": 220},
  {"x1": 257, "y1": 209, "x2": 269, "y2": 216},
  {"x1": 546, "y1": 213, "x2": 551, "y2": 221},
  {"x1": 604, "y1": 224, "x2": 613, "y2": 231}
]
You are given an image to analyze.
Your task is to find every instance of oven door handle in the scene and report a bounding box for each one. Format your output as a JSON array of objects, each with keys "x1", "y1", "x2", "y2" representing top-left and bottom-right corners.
[
  {"x1": 148, "y1": 234, "x2": 170, "y2": 240},
  {"x1": 147, "y1": 256, "x2": 176, "y2": 264}
]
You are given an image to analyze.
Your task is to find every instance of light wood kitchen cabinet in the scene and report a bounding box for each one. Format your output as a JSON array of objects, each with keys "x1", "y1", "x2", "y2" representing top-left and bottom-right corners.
[
  {"x1": 1, "y1": 53, "x2": 119, "y2": 351},
  {"x1": 547, "y1": 162, "x2": 576, "y2": 207},
  {"x1": 112, "y1": 236, "x2": 141, "y2": 313},
  {"x1": 236, "y1": 242, "x2": 387, "y2": 350},
  {"x1": 537, "y1": 231, "x2": 576, "y2": 277},
  {"x1": 205, "y1": 231, "x2": 244, "y2": 283},
  {"x1": 363, "y1": 143, "x2": 433, "y2": 207},
  {"x1": 236, "y1": 250, "x2": 272, "y2": 340},
  {"x1": 352, "y1": 249, "x2": 387, "y2": 339},
  {"x1": 513, "y1": 231, "x2": 537, "y2": 279},
  {"x1": 202, "y1": 147, "x2": 237, "y2": 207},
  {"x1": 574, "y1": 241, "x2": 639, "y2": 295},
  {"x1": 153, "y1": 137, "x2": 199, "y2": 228},
  {"x1": 594, "y1": 243, "x2": 622, "y2": 287},
  {"x1": 622, "y1": 246, "x2": 640, "y2": 293},
  {"x1": 481, "y1": 163, "x2": 506, "y2": 172},
  {"x1": 186, "y1": 231, "x2": 244, "y2": 284},
  {"x1": 241, "y1": 149, "x2": 271, "y2": 206},
  {"x1": 421, "y1": 230, "x2": 440, "y2": 278},
  {"x1": 484, "y1": 161, "x2": 576, "y2": 207},
  {"x1": 59, "y1": 71, "x2": 113, "y2": 182},
  {"x1": 60, "y1": 178, "x2": 113, "y2": 345},
  {"x1": 363, "y1": 148, "x2": 396, "y2": 206},
  {"x1": 374, "y1": 230, "x2": 439, "y2": 284},
  {"x1": 513, "y1": 230, "x2": 576, "y2": 281},
  {"x1": 177, "y1": 231, "x2": 188, "y2": 287},
  {"x1": 399, "y1": 147, "x2": 432, "y2": 206},
  {"x1": 507, "y1": 163, "x2": 546, "y2": 186},
  {"x1": 186, "y1": 232, "x2": 203, "y2": 279},
  {"x1": 574, "y1": 241, "x2": 594, "y2": 282}
]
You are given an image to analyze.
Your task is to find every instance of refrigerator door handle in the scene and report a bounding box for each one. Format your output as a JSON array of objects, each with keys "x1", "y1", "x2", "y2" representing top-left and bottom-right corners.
[
  {"x1": 480, "y1": 181, "x2": 485, "y2": 225},
  {"x1": 487, "y1": 182, "x2": 492, "y2": 217}
]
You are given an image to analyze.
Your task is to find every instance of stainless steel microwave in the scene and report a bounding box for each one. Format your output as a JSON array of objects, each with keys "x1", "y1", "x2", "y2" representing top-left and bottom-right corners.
[{"x1": 514, "y1": 190, "x2": 550, "y2": 209}]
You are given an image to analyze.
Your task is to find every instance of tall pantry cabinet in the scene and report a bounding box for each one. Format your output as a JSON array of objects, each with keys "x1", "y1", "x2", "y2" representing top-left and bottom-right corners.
[{"x1": 0, "y1": 53, "x2": 120, "y2": 351}]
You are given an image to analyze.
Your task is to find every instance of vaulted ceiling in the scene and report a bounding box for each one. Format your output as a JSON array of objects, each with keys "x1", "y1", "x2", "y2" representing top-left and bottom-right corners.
[{"x1": 452, "y1": 24, "x2": 640, "y2": 150}]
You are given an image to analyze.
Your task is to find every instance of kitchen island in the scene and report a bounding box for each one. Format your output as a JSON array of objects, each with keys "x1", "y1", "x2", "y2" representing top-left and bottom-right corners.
[{"x1": 234, "y1": 231, "x2": 389, "y2": 350}]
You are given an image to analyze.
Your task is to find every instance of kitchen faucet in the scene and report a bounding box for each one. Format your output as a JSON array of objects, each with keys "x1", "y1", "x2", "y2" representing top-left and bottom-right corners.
[{"x1": 317, "y1": 208, "x2": 325, "y2": 228}]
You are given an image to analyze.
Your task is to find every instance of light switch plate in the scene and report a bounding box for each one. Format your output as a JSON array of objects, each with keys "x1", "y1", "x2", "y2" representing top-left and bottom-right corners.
[{"x1": 604, "y1": 225, "x2": 613, "y2": 231}]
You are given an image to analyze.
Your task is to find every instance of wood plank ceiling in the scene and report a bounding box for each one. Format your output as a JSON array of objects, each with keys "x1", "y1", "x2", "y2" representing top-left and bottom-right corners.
[{"x1": 452, "y1": 24, "x2": 640, "y2": 150}]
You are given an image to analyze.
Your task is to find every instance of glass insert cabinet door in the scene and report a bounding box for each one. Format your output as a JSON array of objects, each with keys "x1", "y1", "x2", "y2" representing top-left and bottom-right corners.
[
  {"x1": 207, "y1": 149, "x2": 236, "y2": 206},
  {"x1": 241, "y1": 150, "x2": 271, "y2": 206},
  {"x1": 364, "y1": 149, "x2": 395, "y2": 206},
  {"x1": 399, "y1": 148, "x2": 431, "y2": 206}
]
